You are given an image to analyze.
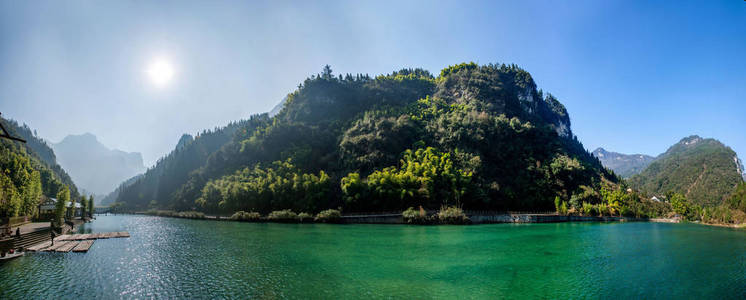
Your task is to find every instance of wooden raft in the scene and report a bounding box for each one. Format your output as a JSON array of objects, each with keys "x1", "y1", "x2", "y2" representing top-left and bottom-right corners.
[
  {"x1": 54, "y1": 231, "x2": 130, "y2": 241},
  {"x1": 72, "y1": 240, "x2": 94, "y2": 252},
  {"x1": 26, "y1": 231, "x2": 129, "y2": 253}
]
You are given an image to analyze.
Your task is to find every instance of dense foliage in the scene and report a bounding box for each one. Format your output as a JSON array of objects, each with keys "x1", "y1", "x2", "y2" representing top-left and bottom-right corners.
[
  {"x1": 341, "y1": 147, "x2": 471, "y2": 211},
  {"x1": 115, "y1": 63, "x2": 657, "y2": 217},
  {"x1": 196, "y1": 159, "x2": 331, "y2": 213},
  {"x1": 0, "y1": 117, "x2": 80, "y2": 218}
]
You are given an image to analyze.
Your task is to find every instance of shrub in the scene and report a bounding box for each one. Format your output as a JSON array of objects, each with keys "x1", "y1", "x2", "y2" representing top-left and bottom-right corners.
[
  {"x1": 298, "y1": 212, "x2": 313, "y2": 222},
  {"x1": 177, "y1": 211, "x2": 206, "y2": 219},
  {"x1": 581, "y1": 202, "x2": 593, "y2": 216},
  {"x1": 230, "y1": 211, "x2": 262, "y2": 221},
  {"x1": 144, "y1": 210, "x2": 205, "y2": 219},
  {"x1": 436, "y1": 205, "x2": 469, "y2": 224},
  {"x1": 598, "y1": 203, "x2": 609, "y2": 216},
  {"x1": 315, "y1": 209, "x2": 342, "y2": 223},
  {"x1": 267, "y1": 209, "x2": 298, "y2": 222},
  {"x1": 619, "y1": 206, "x2": 633, "y2": 217},
  {"x1": 402, "y1": 206, "x2": 429, "y2": 224},
  {"x1": 559, "y1": 201, "x2": 569, "y2": 216}
]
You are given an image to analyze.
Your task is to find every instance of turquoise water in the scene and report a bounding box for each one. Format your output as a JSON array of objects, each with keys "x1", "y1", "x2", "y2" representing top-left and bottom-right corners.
[{"x1": 1, "y1": 215, "x2": 745, "y2": 299}]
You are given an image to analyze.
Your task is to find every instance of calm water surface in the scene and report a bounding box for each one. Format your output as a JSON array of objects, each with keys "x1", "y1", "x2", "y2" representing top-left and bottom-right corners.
[{"x1": 1, "y1": 215, "x2": 744, "y2": 299}]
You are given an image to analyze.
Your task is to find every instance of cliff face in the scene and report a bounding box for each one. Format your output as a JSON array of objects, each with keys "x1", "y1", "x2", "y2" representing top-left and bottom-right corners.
[{"x1": 736, "y1": 156, "x2": 746, "y2": 182}]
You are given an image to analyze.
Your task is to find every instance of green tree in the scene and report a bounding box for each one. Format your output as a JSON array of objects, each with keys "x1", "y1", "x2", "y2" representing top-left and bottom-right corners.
[
  {"x1": 554, "y1": 196, "x2": 561, "y2": 214},
  {"x1": 80, "y1": 195, "x2": 88, "y2": 219},
  {"x1": 68, "y1": 192, "x2": 77, "y2": 219},
  {"x1": 0, "y1": 171, "x2": 22, "y2": 217},
  {"x1": 55, "y1": 186, "x2": 69, "y2": 227},
  {"x1": 89, "y1": 195, "x2": 95, "y2": 217}
]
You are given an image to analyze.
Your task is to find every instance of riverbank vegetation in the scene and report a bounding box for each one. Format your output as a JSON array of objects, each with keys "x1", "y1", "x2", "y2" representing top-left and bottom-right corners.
[
  {"x1": 553, "y1": 186, "x2": 670, "y2": 219},
  {"x1": 143, "y1": 209, "x2": 206, "y2": 219},
  {"x1": 664, "y1": 183, "x2": 746, "y2": 225},
  {"x1": 402, "y1": 205, "x2": 470, "y2": 224},
  {"x1": 229, "y1": 211, "x2": 261, "y2": 221}
]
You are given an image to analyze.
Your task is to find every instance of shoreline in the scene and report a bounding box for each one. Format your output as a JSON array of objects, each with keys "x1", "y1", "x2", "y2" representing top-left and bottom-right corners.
[
  {"x1": 688, "y1": 221, "x2": 746, "y2": 229},
  {"x1": 105, "y1": 212, "x2": 682, "y2": 225}
]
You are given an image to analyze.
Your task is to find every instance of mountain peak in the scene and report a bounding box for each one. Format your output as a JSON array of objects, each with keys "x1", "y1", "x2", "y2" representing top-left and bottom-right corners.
[
  {"x1": 678, "y1": 135, "x2": 703, "y2": 146},
  {"x1": 52, "y1": 132, "x2": 146, "y2": 195},
  {"x1": 60, "y1": 132, "x2": 99, "y2": 144}
]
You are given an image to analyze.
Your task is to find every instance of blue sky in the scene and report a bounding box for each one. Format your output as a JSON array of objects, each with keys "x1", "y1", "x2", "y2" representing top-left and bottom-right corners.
[{"x1": 1, "y1": 0, "x2": 744, "y2": 166}]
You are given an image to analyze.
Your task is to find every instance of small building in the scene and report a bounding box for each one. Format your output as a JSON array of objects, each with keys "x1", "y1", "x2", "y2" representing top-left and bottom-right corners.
[
  {"x1": 37, "y1": 197, "x2": 83, "y2": 220},
  {"x1": 651, "y1": 196, "x2": 661, "y2": 202},
  {"x1": 37, "y1": 197, "x2": 57, "y2": 219}
]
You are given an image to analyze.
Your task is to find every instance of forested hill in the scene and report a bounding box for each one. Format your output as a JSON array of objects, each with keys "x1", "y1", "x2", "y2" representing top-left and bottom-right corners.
[
  {"x1": 0, "y1": 117, "x2": 80, "y2": 217},
  {"x1": 115, "y1": 63, "x2": 619, "y2": 214},
  {"x1": 100, "y1": 173, "x2": 143, "y2": 206},
  {"x1": 115, "y1": 118, "x2": 269, "y2": 210},
  {"x1": 629, "y1": 135, "x2": 744, "y2": 207},
  {"x1": 592, "y1": 148, "x2": 655, "y2": 178}
]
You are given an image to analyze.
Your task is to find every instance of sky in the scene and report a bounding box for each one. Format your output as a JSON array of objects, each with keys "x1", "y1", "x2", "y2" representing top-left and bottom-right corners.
[{"x1": 1, "y1": 0, "x2": 744, "y2": 167}]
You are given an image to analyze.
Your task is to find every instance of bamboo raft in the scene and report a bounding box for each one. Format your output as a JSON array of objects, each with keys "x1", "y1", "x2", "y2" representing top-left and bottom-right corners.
[{"x1": 26, "y1": 231, "x2": 129, "y2": 253}]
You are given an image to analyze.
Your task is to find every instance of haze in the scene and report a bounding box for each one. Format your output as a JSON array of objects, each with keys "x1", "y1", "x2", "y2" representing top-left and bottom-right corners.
[{"x1": 1, "y1": 0, "x2": 744, "y2": 166}]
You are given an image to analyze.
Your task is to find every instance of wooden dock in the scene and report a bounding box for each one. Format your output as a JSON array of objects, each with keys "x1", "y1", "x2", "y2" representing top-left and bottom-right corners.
[
  {"x1": 72, "y1": 240, "x2": 94, "y2": 252},
  {"x1": 26, "y1": 241, "x2": 52, "y2": 251},
  {"x1": 53, "y1": 231, "x2": 129, "y2": 241},
  {"x1": 55, "y1": 241, "x2": 78, "y2": 252},
  {"x1": 26, "y1": 231, "x2": 129, "y2": 253}
]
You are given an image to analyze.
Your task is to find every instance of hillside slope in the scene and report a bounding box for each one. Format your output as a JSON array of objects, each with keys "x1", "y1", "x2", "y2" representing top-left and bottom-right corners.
[
  {"x1": 115, "y1": 63, "x2": 619, "y2": 213},
  {"x1": 0, "y1": 117, "x2": 81, "y2": 217},
  {"x1": 114, "y1": 117, "x2": 269, "y2": 210},
  {"x1": 592, "y1": 148, "x2": 655, "y2": 178},
  {"x1": 629, "y1": 135, "x2": 743, "y2": 207}
]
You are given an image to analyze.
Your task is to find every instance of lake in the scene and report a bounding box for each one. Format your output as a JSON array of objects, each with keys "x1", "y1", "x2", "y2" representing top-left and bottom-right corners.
[{"x1": 1, "y1": 215, "x2": 744, "y2": 299}]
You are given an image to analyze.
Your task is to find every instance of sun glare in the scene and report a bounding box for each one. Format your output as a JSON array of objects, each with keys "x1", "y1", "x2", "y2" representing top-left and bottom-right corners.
[{"x1": 146, "y1": 58, "x2": 175, "y2": 87}]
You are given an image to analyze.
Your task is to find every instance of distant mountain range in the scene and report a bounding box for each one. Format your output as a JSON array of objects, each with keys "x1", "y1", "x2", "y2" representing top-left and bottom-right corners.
[
  {"x1": 613, "y1": 135, "x2": 744, "y2": 207},
  {"x1": 592, "y1": 148, "x2": 655, "y2": 178},
  {"x1": 52, "y1": 133, "x2": 146, "y2": 197}
]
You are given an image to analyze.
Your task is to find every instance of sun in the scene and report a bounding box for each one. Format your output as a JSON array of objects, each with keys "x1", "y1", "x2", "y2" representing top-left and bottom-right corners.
[{"x1": 146, "y1": 58, "x2": 175, "y2": 87}]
